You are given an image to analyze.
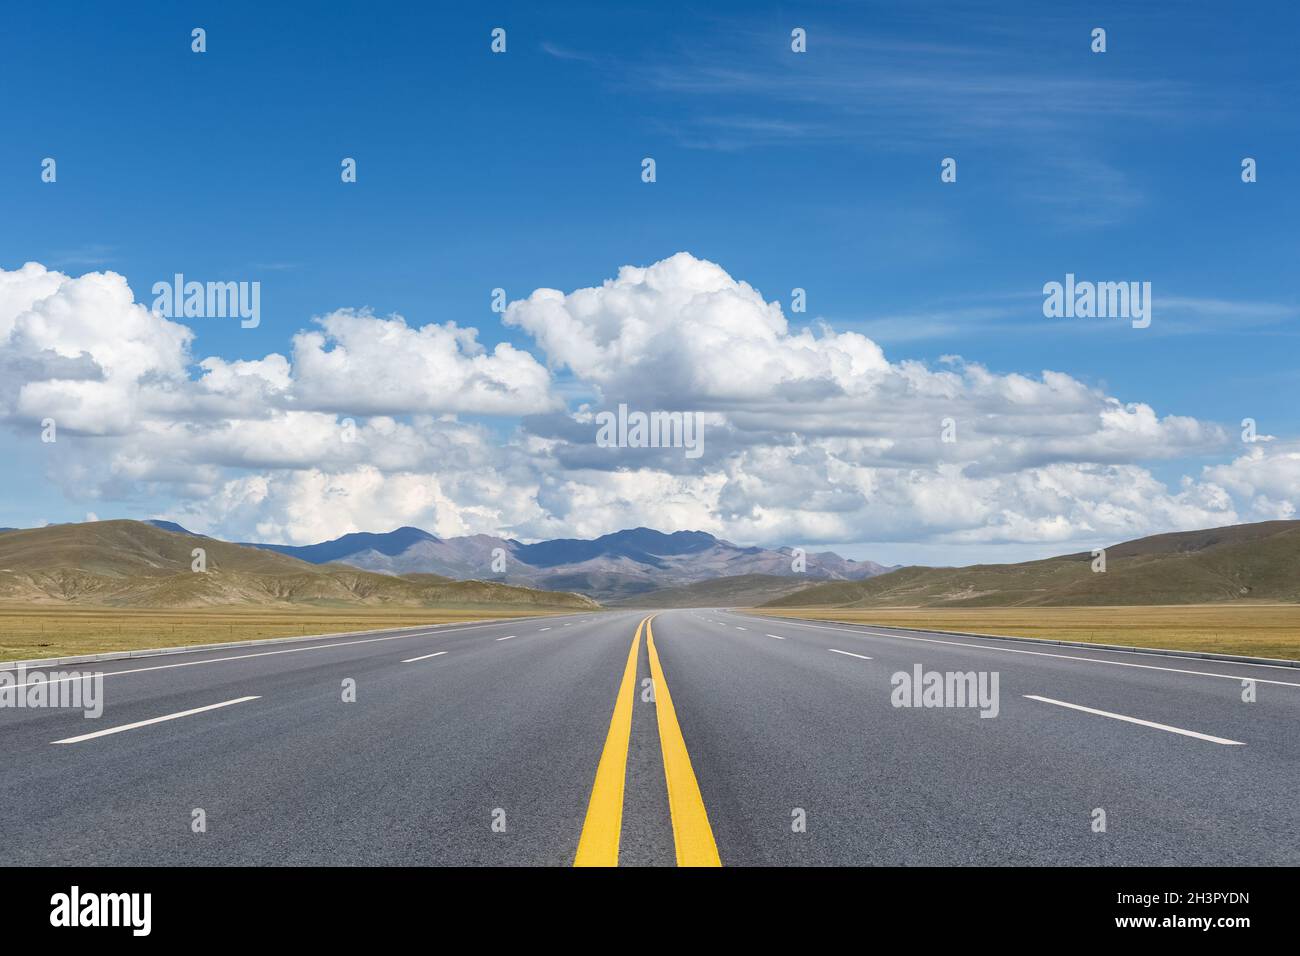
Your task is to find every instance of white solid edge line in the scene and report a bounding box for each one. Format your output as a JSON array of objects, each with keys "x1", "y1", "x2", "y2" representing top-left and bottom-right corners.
[
  {"x1": 401, "y1": 651, "x2": 449, "y2": 663},
  {"x1": 495, "y1": 635, "x2": 516, "y2": 642},
  {"x1": 765, "y1": 634, "x2": 786, "y2": 640},
  {"x1": 52, "y1": 696, "x2": 260, "y2": 745},
  {"x1": 753, "y1": 618, "x2": 1300, "y2": 688},
  {"x1": 828, "y1": 648, "x2": 873, "y2": 660},
  {"x1": 1023, "y1": 695, "x2": 1245, "y2": 745},
  {"x1": 3, "y1": 622, "x2": 515, "y2": 690}
]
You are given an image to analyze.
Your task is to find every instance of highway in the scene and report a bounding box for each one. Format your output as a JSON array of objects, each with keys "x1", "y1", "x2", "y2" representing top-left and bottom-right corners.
[{"x1": 1, "y1": 607, "x2": 1296, "y2": 866}]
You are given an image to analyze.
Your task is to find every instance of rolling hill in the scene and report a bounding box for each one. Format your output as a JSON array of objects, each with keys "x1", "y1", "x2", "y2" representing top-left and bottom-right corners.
[
  {"x1": 761, "y1": 520, "x2": 1300, "y2": 608},
  {"x1": 0, "y1": 521, "x2": 597, "y2": 610}
]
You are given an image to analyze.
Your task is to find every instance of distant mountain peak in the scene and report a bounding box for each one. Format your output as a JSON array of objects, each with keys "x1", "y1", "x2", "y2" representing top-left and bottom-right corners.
[
  {"x1": 248, "y1": 526, "x2": 439, "y2": 564},
  {"x1": 241, "y1": 524, "x2": 891, "y2": 602},
  {"x1": 145, "y1": 519, "x2": 203, "y2": 537}
]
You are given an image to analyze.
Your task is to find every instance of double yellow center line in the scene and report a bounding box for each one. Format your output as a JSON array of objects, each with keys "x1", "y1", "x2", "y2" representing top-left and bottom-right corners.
[
  {"x1": 572, "y1": 617, "x2": 643, "y2": 865},
  {"x1": 574, "y1": 614, "x2": 721, "y2": 867}
]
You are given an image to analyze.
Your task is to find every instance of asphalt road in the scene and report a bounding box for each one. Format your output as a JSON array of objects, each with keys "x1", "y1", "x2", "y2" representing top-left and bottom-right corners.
[{"x1": 1, "y1": 607, "x2": 1296, "y2": 866}]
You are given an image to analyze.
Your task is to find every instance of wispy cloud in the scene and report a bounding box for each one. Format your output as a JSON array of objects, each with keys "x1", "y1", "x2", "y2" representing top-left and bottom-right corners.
[
  {"x1": 836, "y1": 293, "x2": 1300, "y2": 343},
  {"x1": 635, "y1": 22, "x2": 1199, "y2": 147},
  {"x1": 47, "y1": 244, "x2": 116, "y2": 268},
  {"x1": 540, "y1": 41, "x2": 600, "y2": 64},
  {"x1": 546, "y1": 8, "x2": 1246, "y2": 226}
]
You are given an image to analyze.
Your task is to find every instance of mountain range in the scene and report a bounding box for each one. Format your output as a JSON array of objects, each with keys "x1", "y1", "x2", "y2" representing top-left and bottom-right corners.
[
  {"x1": 761, "y1": 520, "x2": 1300, "y2": 608},
  {"x1": 239, "y1": 525, "x2": 895, "y2": 603},
  {"x1": 2, "y1": 518, "x2": 1297, "y2": 611},
  {"x1": 609, "y1": 573, "x2": 824, "y2": 608}
]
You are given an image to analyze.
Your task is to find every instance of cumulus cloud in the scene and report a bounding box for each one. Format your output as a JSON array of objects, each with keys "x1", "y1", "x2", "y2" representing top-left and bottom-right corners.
[
  {"x1": 505, "y1": 252, "x2": 890, "y2": 407},
  {"x1": 0, "y1": 264, "x2": 559, "y2": 437},
  {"x1": 288, "y1": 308, "x2": 559, "y2": 416},
  {"x1": 0, "y1": 255, "x2": 1288, "y2": 557},
  {"x1": 174, "y1": 463, "x2": 552, "y2": 545},
  {"x1": 0, "y1": 263, "x2": 193, "y2": 434},
  {"x1": 1202, "y1": 443, "x2": 1300, "y2": 520},
  {"x1": 509, "y1": 253, "x2": 1227, "y2": 475},
  {"x1": 643, "y1": 444, "x2": 1239, "y2": 549}
]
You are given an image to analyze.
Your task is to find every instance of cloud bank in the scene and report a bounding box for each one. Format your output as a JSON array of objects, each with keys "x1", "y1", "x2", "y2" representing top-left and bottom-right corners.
[{"x1": 1, "y1": 255, "x2": 1293, "y2": 555}]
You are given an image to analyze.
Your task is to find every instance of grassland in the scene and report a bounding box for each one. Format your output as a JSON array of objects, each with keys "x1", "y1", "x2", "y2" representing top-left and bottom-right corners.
[
  {"x1": 751, "y1": 604, "x2": 1300, "y2": 661},
  {"x1": 0, "y1": 520, "x2": 599, "y2": 612},
  {"x1": 0, "y1": 605, "x2": 583, "y2": 662},
  {"x1": 761, "y1": 520, "x2": 1300, "y2": 609}
]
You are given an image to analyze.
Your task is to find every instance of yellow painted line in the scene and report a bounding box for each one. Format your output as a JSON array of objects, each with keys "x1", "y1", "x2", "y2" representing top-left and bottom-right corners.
[
  {"x1": 645, "y1": 616, "x2": 722, "y2": 867},
  {"x1": 573, "y1": 616, "x2": 645, "y2": 866}
]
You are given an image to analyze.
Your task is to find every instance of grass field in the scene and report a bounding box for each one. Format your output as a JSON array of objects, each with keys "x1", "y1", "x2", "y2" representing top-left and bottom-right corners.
[
  {"x1": 0, "y1": 606, "x2": 585, "y2": 662},
  {"x1": 752, "y1": 604, "x2": 1300, "y2": 661}
]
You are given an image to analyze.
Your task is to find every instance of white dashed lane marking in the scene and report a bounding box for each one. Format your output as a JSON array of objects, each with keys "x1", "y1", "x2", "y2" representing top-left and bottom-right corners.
[
  {"x1": 52, "y1": 696, "x2": 260, "y2": 745},
  {"x1": 1024, "y1": 695, "x2": 1245, "y2": 745},
  {"x1": 401, "y1": 651, "x2": 448, "y2": 664}
]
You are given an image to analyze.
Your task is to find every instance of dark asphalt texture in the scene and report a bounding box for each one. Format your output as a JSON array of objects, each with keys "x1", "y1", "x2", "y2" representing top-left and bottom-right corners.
[{"x1": 2, "y1": 607, "x2": 1295, "y2": 865}]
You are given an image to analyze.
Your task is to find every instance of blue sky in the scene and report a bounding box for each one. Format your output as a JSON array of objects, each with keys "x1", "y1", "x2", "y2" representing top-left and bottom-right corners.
[{"x1": 1, "y1": 1, "x2": 1297, "y2": 564}]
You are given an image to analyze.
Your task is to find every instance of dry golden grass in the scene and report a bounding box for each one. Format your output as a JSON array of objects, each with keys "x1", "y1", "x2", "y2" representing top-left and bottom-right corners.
[
  {"x1": 752, "y1": 604, "x2": 1300, "y2": 661},
  {"x1": 0, "y1": 605, "x2": 581, "y2": 661}
]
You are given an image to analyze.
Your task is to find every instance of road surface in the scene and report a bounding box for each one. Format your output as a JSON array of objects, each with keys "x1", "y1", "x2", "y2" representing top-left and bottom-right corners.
[{"x1": 1, "y1": 608, "x2": 1295, "y2": 865}]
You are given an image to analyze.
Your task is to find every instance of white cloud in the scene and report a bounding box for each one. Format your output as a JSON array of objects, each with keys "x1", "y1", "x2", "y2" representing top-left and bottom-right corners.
[
  {"x1": 0, "y1": 266, "x2": 559, "y2": 440},
  {"x1": 0, "y1": 256, "x2": 1288, "y2": 559},
  {"x1": 0, "y1": 264, "x2": 193, "y2": 434},
  {"x1": 1203, "y1": 443, "x2": 1300, "y2": 520},
  {"x1": 289, "y1": 308, "x2": 559, "y2": 416},
  {"x1": 674, "y1": 445, "x2": 1238, "y2": 550},
  {"x1": 176, "y1": 463, "x2": 551, "y2": 545},
  {"x1": 505, "y1": 252, "x2": 890, "y2": 406},
  {"x1": 507, "y1": 253, "x2": 1227, "y2": 471}
]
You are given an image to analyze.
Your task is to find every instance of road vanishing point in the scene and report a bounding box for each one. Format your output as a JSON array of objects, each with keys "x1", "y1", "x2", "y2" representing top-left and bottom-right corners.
[{"x1": 2, "y1": 608, "x2": 1295, "y2": 865}]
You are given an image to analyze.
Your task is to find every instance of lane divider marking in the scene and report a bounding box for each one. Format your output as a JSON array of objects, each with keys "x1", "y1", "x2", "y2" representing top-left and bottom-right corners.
[
  {"x1": 1024, "y1": 695, "x2": 1245, "y2": 745},
  {"x1": 574, "y1": 617, "x2": 645, "y2": 867},
  {"x1": 645, "y1": 616, "x2": 722, "y2": 867},
  {"x1": 3, "y1": 622, "x2": 521, "y2": 690},
  {"x1": 751, "y1": 618, "x2": 1300, "y2": 688},
  {"x1": 495, "y1": 636, "x2": 516, "y2": 642},
  {"x1": 401, "y1": 651, "x2": 448, "y2": 663},
  {"x1": 828, "y1": 648, "x2": 872, "y2": 660},
  {"x1": 52, "y1": 696, "x2": 260, "y2": 745}
]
